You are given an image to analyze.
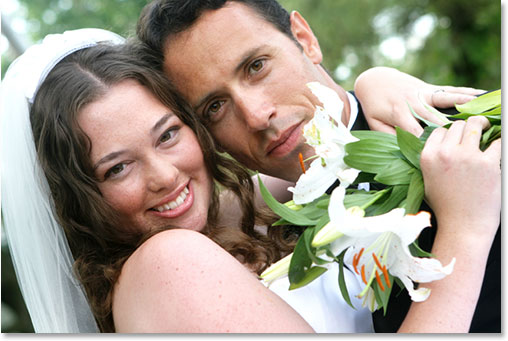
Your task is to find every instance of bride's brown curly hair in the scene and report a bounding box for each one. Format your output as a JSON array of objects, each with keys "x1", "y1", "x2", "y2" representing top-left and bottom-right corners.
[{"x1": 30, "y1": 42, "x2": 298, "y2": 332}]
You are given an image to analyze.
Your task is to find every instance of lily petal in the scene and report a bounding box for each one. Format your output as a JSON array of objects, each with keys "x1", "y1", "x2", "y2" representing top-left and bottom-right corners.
[
  {"x1": 397, "y1": 274, "x2": 432, "y2": 302},
  {"x1": 289, "y1": 158, "x2": 338, "y2": 204},
  {"x1": 307, "y1": 82, "x2": 344, "y2": 124}
]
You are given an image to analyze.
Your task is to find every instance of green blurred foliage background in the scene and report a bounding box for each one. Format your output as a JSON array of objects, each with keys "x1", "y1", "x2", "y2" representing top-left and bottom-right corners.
[{"x1": 1, "y1": 0, "x2": 501, "y2": 333}]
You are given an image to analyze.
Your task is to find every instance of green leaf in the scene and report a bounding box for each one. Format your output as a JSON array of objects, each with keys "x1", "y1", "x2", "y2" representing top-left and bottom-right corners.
[
  {"x1": 374, "y1": 158, "x2": 414, "y2": 185},
  {"x1": 372, "y1": 185, "x2": 408, "y2": 215},
  {"x1": 480, "y1": 125, "x2": 501, "y2": 151},
  {"x1": 455, "y1": 89, "x2": 501, "y2": 114},
  {"x1": 305, "y1": 216, "x2": 332, "y2": 266},
  {"x1": 396, "y1": 127, "x2": 424, "y2": 170},
  {"x1": 404, "y1": 170, "x2": 424, "y2": 214},
  {"x1": 288, "y1": 229, "x2": 314, "y2": 284},
  {"x1": 407, "y1": 103, "x2": 441, "y2": 128},
  {"x1": 272, "y1": 218, "x2": 290, "y2": 226},
  {"x1": 419, "y1": 126, "x2": 437, "y2": 143},
  {"x1": 448, "y1": 106, "x2": 501, "y2": 121},
  {"x1": 409, "y1": 241, "x2": 434, "y2": 258},
  {"x1": 337, "y1": 250, "x2": 355, "y2": 310},
  {"x1": 344, "y1": 139, "x2": 400, "y2": 173},
  {"x1": 350, "y1": 130, "x2": 398, "y2": 147},
  {"x1": 344, "y1": 191, "x2": 380, "y2": 208},
  {"x1": 373, "y1": 274, "x2": 393, "y2": 315},
  {"x1": 257, "y1": 175, "x2": 317, "y2": 226},
  {"x1": 344, "y1": 189, "x2": 390, "y2": 212},
  {"x1": 316, "y1": 197, "x2": 331, "y2": 209},
  {"x1": 352, "y1": 171, "x2": 377, "y2": 185},
  {"x1": 289, "y1": 266, "x2": 328, "y2": 290},
  {"x1": 297, "y1": 195, "x2": 329, "y2": 220}
]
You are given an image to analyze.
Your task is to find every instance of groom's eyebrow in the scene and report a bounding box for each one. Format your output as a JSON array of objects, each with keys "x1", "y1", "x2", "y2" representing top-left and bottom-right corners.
[
  {"x1": 233, "y1": 46, "x2": 265, "y2": 74},
  {"x1": 193, "y1": 46, "x2": 267, "y2": 112}
]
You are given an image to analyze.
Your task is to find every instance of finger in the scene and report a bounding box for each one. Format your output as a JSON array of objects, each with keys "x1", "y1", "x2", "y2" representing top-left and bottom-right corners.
[
  {"x1": 396, "y1": 117, "x2": 424, "y2": 137},
  {"x1": 461, "y1": 116, "x2": 490, "y2": 148},
  {"x1": 483, "y1": 138, "x2": 502, "y2": 162},
  {"x1": 367, "y1": 119, "x2": 397, "y2": 135},
  {"x1": 423, "y1": 126, "x2": 447, "y2": 151},
  {"x1": 442, "y1": 120, "x2": 466, "y2": 145},
  {"x1": 421, "y1": 127, "x2": 446, "y2": 168},
  {"x1": 441, "y1": 86, "x2": 486, "y2": 96},
  {"x1": 431, "y1": 91, "x2": 478, "y2": 107}
]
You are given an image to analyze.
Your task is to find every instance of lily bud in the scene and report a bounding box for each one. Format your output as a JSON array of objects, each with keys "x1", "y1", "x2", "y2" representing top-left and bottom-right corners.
[
  {"x1": 260, "y1": 253, "x2": 292, "y2": 285},
  {"x1": 312, "y1": 221, "x2": 344, "y2": 248}
]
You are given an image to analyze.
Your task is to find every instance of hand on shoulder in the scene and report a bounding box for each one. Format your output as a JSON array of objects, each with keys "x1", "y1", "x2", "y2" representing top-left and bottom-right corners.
[{"x1": 354, "y1": 67, "x2": 484, "y2": 136}]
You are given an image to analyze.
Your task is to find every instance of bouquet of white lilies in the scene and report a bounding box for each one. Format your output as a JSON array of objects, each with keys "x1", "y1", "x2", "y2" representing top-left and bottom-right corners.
[{"x1": 259, "y1": 82, "x2": 501, "y2": 313}]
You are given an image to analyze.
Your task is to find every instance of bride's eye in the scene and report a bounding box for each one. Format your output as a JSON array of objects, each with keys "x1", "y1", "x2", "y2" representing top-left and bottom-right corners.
[
  {"x1": 105, "y1": 163, "x2": 125, "y2": 179},
  {"x1": 159, "y1": 127, "x2": 179, "y2": 144}
]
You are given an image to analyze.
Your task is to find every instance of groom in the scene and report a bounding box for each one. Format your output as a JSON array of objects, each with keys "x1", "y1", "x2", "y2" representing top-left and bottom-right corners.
[{"x1": 136, "y1": 0, "x2": 500, "y2": 332}]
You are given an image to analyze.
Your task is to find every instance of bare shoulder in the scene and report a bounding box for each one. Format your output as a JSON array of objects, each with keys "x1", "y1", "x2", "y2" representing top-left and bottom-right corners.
[
  {"x1": 112, "y1": 229, "x2": 313, "y2": 333},
  {"x1": 112, "y1": 229, "x2": 232, "y2": 331}
]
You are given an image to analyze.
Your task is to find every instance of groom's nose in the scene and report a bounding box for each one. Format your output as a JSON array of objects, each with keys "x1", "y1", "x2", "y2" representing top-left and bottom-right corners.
[{"x1": 234, "y1": 89, "x2": 276, "y2": 132}]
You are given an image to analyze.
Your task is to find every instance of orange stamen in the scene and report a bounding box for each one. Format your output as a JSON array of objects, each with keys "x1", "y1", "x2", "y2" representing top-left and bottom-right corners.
[
  {"x1": 361, "y1": 265, "x2": 367, "y2": 285},
  {"x1": 372, "y1": 252, "x2": 383, "y2": 270},
  {"x1": 375, "y1": 271, "x2": 385, "y2": 291},
  {"x1": 352, "y1": 254, "x2": 359, "y2": 275},
  {"x1": 298, "y1": 153, "x2": 306, "y2": 174},
  {"x1": 353, "y1": 248, "x2": 364, "y2": 275},
  {"x1": 382, "y1": 265, "x2": 391, "y2": 288},
  {"x1": 357, "y1": 248, "x2": 365, "y2": 261}
]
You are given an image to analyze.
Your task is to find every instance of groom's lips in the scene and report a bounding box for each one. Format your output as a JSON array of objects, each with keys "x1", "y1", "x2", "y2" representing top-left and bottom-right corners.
[{"x1": 266, "y1": 122, "x2": 304, "y2": 158}]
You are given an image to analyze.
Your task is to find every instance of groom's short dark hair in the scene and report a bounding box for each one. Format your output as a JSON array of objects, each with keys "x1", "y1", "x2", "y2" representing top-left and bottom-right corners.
[{"x1": 137, "y1": 0, "x2": 297, "y2": 62}]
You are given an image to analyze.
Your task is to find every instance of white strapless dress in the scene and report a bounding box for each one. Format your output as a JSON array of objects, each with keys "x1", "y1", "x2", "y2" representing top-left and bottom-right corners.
[{"x1": 265, "y1": 262, "x2": 374, "y2": 333}]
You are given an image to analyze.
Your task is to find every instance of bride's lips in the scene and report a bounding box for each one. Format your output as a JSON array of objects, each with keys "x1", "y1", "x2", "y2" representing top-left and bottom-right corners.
[
  {"x1": 150, "y1": 182, "x2": 194, "y2": 219},
  {"x1": 266, "y1": 122, "x2": 304, "y2": 158}
]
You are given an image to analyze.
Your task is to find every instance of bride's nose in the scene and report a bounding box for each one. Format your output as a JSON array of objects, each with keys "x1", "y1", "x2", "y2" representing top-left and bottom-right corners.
[{"x1": 146, "y1": 155, "x2": 179, "y2": 193}]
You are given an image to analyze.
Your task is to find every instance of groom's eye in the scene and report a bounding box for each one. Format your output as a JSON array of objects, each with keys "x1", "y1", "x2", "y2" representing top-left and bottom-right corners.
[
  {"x1": 205, "y1": 100, "x2": 225, "y2": 120},
  {"x1": 248, "y1": 59, "x2": 265, "y2": 75}
]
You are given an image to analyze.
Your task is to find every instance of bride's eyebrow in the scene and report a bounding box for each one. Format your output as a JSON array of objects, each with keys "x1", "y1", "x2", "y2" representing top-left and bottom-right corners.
[
  {"x1": 93, "y1": 112, "x2": 176, "y2": 171},
  {"x1": 93, "y1": 150, "x2": 127, "y2": 171},
  {"x1": 151, "y1": 112, "x2": 175, "y2": 135}
]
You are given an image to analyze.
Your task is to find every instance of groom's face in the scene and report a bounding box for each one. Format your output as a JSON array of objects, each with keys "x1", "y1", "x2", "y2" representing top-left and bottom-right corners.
[{"x1": 161, "y1": 2, "x2": 330, "y2": 182}]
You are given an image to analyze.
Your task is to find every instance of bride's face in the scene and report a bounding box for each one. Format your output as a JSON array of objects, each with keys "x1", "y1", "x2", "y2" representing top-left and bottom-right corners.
[{"x1": 78, "y1": 79, "x2": 213, "y2": 233}]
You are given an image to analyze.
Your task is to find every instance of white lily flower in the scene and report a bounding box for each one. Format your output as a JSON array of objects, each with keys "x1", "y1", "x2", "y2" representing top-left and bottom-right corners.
[
  {"x1": 313, "y1": 187, "x2": 455, "y2": 308},
  {"x1": 288, "y1": 82, "x2": 360, "y2": 205}
]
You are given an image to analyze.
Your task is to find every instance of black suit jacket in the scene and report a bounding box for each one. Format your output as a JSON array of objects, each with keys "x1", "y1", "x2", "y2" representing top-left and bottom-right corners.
[{"x1": 348, "y1": 92, "x2": 501, "y2": 333}]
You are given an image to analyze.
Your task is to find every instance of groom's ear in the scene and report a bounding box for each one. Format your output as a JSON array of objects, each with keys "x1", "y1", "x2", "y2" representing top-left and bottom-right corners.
[{"x1": 290, "y1": 10, "x2": 323, "y2": 65}]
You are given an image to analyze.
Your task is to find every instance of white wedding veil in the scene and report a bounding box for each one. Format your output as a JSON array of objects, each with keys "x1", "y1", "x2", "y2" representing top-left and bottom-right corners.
[{"x1": 1, "y1": 28, "x2": 124, "y2": 333}]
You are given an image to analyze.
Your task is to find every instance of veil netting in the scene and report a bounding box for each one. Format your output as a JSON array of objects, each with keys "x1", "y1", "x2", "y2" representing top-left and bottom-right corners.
[{"x1": 1, "y1": 28, "x2": 124, "y2": 333}]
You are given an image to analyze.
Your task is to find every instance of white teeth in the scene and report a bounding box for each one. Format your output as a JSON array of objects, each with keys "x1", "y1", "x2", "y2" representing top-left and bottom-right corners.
[{"x1": 153, "y1": 186, "x2": 189, "y2": 212}]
